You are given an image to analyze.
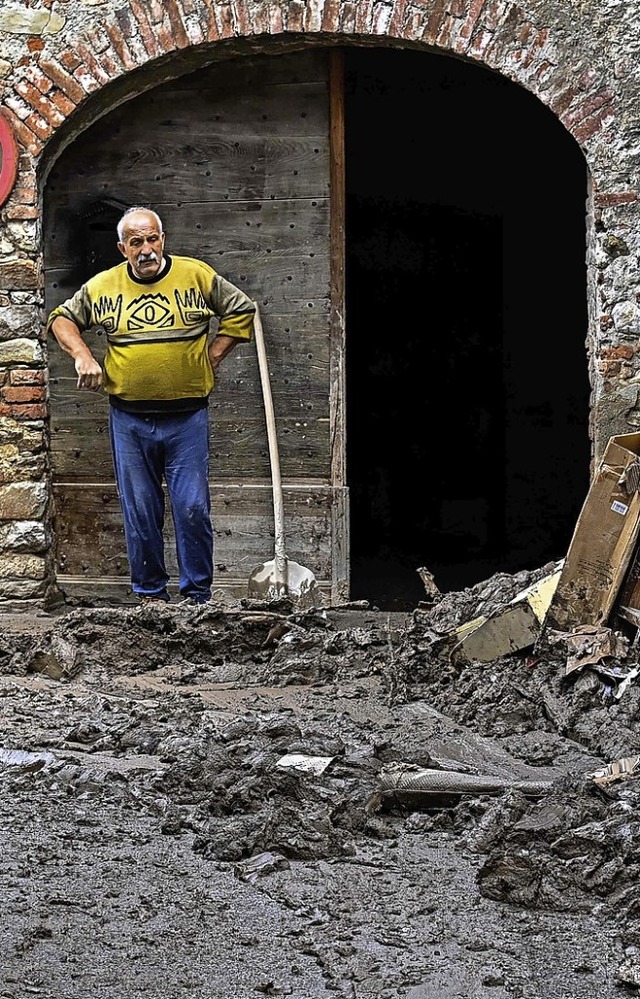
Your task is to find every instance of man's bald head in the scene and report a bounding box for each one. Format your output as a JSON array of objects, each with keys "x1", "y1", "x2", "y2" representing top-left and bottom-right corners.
[
  {"x1": 117, "y1": 207, "x2": 166, "y2": 280},
  {"x1": 117, "y1": 207, "x2": 163, "y2": 242}
]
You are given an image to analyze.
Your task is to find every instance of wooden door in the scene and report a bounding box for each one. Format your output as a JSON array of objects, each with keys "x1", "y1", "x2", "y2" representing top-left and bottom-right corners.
[{"x1": 44, "y1": 49, "x2": 347, "y2": 604}]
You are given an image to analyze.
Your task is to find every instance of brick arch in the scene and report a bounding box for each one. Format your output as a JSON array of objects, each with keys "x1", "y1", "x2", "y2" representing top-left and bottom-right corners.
[
  {"x1": 0, "y1": 0, "x2": 622, "y2": 608},
  {"x1": 1, "y1": 0, "x2": 615, "y2": 170}
]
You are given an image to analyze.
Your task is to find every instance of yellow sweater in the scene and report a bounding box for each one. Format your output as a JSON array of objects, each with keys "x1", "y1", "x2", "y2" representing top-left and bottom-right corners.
[{"x1": 47, "y1": 254, "x2": 255, "y2": 412}]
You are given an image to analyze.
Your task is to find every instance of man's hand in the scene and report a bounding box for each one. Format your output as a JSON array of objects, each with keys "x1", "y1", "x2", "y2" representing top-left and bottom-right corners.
[
  {"x1": 50, "y1": 316, "x2": 103, "y2": 392},
  {"x1": 75, "y1": 354, "x2": 103, "y2": 391},
  {"x1": 208, "y1": 333, "x2": 239, "y2": 374}
]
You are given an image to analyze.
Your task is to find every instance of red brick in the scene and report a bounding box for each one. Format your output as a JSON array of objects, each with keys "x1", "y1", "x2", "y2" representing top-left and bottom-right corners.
[
  {"x1": 9, "y1": 369, "x2": 46, "y2": 386},
  {"x1": 154, "y1": 22, "x2": 176, "y2": 53},
  {"x1": 216, "y1": 2, "x2": 236, "y2": 38},
  {"x1": 0, "y1": 108, "x2": 41, "y2": 155},
  {"x1": 565, "y1": 88, "x2": 615, "y2": 128},
  {"x1": 163, "y1": 0, "x2": 191, "y2": 48},
  {"x1": 0, "y1": 402, "x2": 47, "y2": 420},
  {"x1": 114, "y1": 6, "x2": 134, "y2": 38},
  {"x1": 14, "y1": 165, "x2": 36, "y2": 189},
  {"x1": 482, "y1": 0, "x2": 505, "y2": 32},
  {"x1": 3, "y1": 94, "x2": 30, "y2": 123},
  {"x1": 1, "y1": 385, "x2": 46, "y2": 404},
  {"x1": 601, "y1": 345, "x2": 635, "y2": 360},
  {"x1": 84, "y1": 23, "x2": 110, "y2": 55},
  {"x1": 105, "y1": 22, "x2": 137, "y2": 70},
  {"x1": 38, "y1": 58, "x2": 85, "y2": 104},
  {"x1": 15, "y1": 80, "x2": 64, "y2": 128},
  {"x1": 459, "y1": 0, "x2": 489, "y2": 41},
  {"x1": 389, "y1": 0, "x2": 410, "y2": 35},
  {"x1": 27, "y1": 38, "x2": 45, "y2": 53},
  {"x1": 200, "y1": 0, "x2": 221, "y2": 39},
  {"x1": 24, "y1": 112, "x2": 52, "y2": 143},
  {"x1": 25, "y1": 68, "x2": 53, "y2": 95},
  {"x1": 48, "y1": 89, "x2": 76, "y2": 117},
  {"x1": 148, "y1": 0, "x2": 167, "y2": 25},
  {"x1": 573, "y1": 105, "x2": 614, "y2": 144},
  {"x1": 59, "y1": 50, "x2": 83, "y2": 73},
  {"x1": 594, "y1": 192, "x2": 637, "y2": 207},
  {"x1": 73, "y1": 65, "x2": 102, "y2": 96},
  {"x1": 6, "y1": 206, "x2": 39, "y2": 220},
  {"x1": 423, "y1": 0, "x2": 448, "y2": 42},
  {"x1": 233, "y1": 0, "x2": 254, "y2": 34},
  {"x1": 129, "y1": 0, "x2": 161, "y2": 57},
  {"x1": 268, "y1": 5, "x2": 284, "y2": 32},
  {"x1": 75, "y1": 42, "x2": 113, "y2": 86},
  {"x1": 13, "y1": 187, "x2": 37, "y2": 206},
  {"x1": 551, "y1": 86, "x2": 580, "y2": 118}
]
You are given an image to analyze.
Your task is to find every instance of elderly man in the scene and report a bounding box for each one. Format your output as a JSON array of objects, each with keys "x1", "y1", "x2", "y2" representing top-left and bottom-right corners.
[{"x1": 48, "y1": 206, "x2": 255, "y2": 605}]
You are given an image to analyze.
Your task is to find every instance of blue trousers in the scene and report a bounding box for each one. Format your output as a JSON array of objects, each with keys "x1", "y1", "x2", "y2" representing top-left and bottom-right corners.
[{"x1": 109, "y1": 407, "x2": 213, "y2": 602}]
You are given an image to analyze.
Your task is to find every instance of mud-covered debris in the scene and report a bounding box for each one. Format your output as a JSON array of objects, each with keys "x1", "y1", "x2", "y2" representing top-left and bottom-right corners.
[
  {"x1": 442, "y1": 566, "x2": 562, "y2": 664},
  {"x1": 471, "y1": 774, "x2": 640, "y2": 927},
  {"x1": 591, "y1": 754, "x2": 640, "y2": 786},
  {"x1": 616, "y1": 953, "x2": 640, "y2": 988},
  {"x1": 1, "y1": 565, "x2": 639, "y2": 995},
  {"x1": 276, "y1": 753, "x2": 335, "y2": 775},
  {"x1": 416, "y1": 566, "x2": 441, "y2": 604},
  {"x1": 546, "y1": 623, "x2": 630, "y2": 675},
  {"x1": 378, "y1": 762, "x2": 554, "y2": 804},
  {"x1": 234, "y1": 850, "x2": 290, "y2": 883},
  {"x1": 25, "y1": 633, "x2": 80, "y2": 680},
  {"x1": 0, "y1": 748, "x2": 55, "y2": 771}
]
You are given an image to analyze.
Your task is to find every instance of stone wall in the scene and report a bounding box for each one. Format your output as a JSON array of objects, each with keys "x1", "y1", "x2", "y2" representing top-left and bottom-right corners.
[{"x1": 0, "y1": 0, "x2": 639, "y2": 607}]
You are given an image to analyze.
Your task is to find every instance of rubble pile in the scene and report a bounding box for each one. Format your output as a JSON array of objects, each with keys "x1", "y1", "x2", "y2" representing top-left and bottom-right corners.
[{"x1": 1, "y1": 569, "x2": 640, "y2": 996}]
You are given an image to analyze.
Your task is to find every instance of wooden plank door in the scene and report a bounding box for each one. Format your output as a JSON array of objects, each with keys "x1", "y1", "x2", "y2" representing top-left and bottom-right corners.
[{"x1": 44, "y1": 48, "x2": 347, "y2": 604}]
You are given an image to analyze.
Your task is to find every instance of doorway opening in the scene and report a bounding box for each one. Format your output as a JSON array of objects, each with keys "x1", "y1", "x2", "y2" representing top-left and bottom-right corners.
[{"x1": 344, "y1": 48, "x2": 590, "y2": 610}]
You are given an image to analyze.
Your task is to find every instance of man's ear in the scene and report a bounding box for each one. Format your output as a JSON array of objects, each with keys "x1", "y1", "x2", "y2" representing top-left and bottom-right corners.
[{"x1": 117, "y1": 241, "x2": 126, "y2": 258}]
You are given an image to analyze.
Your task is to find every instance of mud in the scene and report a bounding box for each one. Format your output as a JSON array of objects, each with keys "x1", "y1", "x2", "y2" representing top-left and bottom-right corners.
[{"x1": 1, "y1": 570, "x2": 639, "y2": 997}]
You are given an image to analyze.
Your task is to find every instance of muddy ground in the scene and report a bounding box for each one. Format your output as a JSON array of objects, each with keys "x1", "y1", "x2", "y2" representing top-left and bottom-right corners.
[{"x1": 1, "y1": 563, "x2": 639, "y2": 999}]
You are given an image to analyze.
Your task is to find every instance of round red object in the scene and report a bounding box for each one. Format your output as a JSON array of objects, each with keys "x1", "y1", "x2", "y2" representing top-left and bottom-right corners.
[{"x1": 0, "y1": 112, "x2": 19, "y2": 208}]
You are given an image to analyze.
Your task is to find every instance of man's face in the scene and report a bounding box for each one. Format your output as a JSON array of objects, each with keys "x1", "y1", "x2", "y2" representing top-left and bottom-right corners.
[{"x1": 118, "y1": 212, "x2": 166, "y2": 279}]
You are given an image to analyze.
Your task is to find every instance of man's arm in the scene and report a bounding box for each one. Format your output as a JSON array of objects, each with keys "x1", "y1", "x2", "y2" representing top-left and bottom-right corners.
[
  {"x1": 50, "y1": 316, "x2": 103, "y2": 391},
  {"x1": 208, "y1": 333, "x2": 240, "y2": 374}
]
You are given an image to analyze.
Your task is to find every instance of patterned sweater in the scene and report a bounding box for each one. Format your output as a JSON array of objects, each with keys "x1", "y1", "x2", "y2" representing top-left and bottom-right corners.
[{"x1": 47, "y1": 254, "x2": 255, "y2": 413}]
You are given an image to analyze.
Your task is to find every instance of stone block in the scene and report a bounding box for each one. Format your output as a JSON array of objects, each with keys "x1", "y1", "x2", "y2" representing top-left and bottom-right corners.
[
  {"x1": 0, "y1": 553, "x2": 46, "y2": 579},
  {"x1": 0, "y1": 578, "x2": 46, "y2": 599},
  {"x1": 0, "y1": 305, "x2": 40, "y2": 341},
  {"x1": 0, "y1": 481, "x2": 47, "y2": 520},
  {"x1": 0, "y1": 447, "x2": 47, "y2": 483},
  {"x1": 0, "y1": 260, "x2": 38, "y2": 290},
  {"x1": 0, "y1": 416, "x2": 44, "y2": 450},
  {"x1": 0, "y1": 10, "x2": 65, "y2": 35},
  {"x1": 0, "y1": 338, "x2": 43, "y2": 364},
  {"x1": 0, "y1": 520, "x2": 49, "y2": 552}
]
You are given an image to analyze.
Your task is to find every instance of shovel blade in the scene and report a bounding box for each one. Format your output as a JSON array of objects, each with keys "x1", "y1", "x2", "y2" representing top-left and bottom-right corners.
[{"x1": 248, "y1": 558, "x2": 320, "y2": 609}]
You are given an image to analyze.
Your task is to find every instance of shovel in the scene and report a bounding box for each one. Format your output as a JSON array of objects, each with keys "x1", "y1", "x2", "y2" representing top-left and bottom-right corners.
[{"x1": 247, "y1": 303, "x2": 320, "y2": 609}]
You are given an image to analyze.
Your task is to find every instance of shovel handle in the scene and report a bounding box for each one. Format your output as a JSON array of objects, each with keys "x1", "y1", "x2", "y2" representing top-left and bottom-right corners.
[{"x1": 253, "y1": 303, "x2": 287, "y2": 581}]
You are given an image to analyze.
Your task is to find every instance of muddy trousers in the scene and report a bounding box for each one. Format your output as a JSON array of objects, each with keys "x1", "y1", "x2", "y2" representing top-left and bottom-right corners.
[{"x1": 109, "y1": 406, "x2": 213, "y2": 602}]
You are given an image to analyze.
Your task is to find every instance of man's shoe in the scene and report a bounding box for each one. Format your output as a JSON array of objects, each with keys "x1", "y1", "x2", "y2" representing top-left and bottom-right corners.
[{"x1": 138, "y1": 592, "x2": 170, "y2": 605}]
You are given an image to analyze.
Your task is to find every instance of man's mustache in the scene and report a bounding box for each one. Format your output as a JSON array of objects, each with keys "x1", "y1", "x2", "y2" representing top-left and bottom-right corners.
[{"x1": 137, "y1": 251, "x2": 158, "y2": 263}]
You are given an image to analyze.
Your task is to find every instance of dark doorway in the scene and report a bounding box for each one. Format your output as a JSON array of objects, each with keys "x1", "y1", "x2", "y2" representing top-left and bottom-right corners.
[{"x1": 345, "y1": 48, "x2": 590, "y2": 610}]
